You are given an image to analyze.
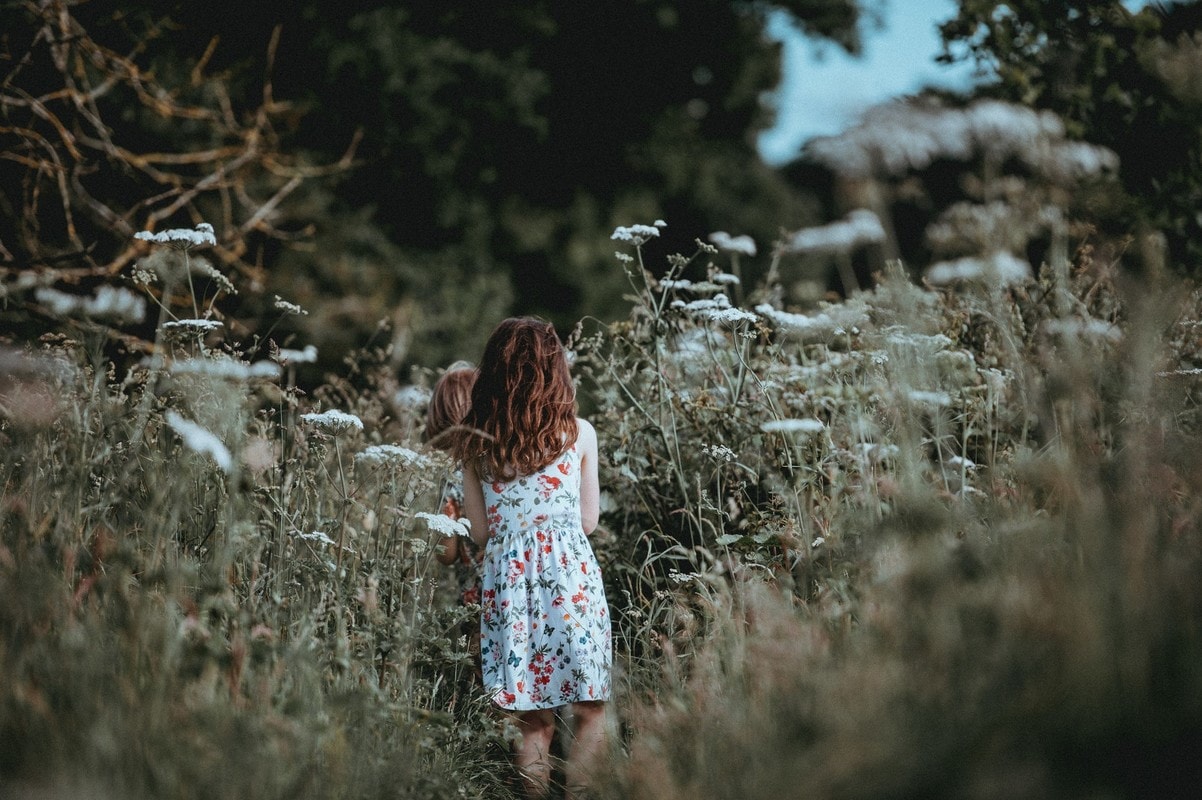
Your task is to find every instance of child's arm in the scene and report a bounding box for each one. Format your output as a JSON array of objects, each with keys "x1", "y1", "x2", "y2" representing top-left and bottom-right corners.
[
  {"x1": 461, "y1": 461, "x2": 490, "y2": 549},
  {"x1": 577, "y1": 418, "x2": 600, "y2": 535}
]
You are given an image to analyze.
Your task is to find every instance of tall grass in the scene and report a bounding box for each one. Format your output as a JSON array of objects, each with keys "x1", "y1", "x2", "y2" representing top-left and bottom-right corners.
[
  {"x1": 578, "y1": 229, "x2": 1202, "y2": 798},
  {"x1": 4, "y1": 109, "x2": 1202, "y2": 797},
  {"x1": 1, "y1": 235, "x2": 512, "y2": 798}
]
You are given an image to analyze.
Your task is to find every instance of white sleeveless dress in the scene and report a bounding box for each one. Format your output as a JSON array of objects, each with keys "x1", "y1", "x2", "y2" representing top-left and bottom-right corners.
[{"x1": 478, "y1": 444, "x2": 612, "y2": 710}]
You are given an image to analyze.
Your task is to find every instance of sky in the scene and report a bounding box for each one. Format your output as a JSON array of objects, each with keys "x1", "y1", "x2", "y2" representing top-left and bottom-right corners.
[
  {"x1": 757, "y1": 0, "x2": 1157, "y2": 165},
  {"x1": 757, "y1": 0, "x2": 975, "y2": 165}
]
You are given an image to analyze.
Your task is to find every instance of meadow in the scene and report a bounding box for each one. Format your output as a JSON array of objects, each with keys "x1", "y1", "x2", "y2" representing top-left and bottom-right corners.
[{"x1": 4, "y1": 102, "x2": 1202, "y2": 799}]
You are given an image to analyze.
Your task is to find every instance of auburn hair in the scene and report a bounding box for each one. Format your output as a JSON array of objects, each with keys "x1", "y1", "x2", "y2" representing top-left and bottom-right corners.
[
  {"x1": 425, "y1": 361, "x2": 476, "y2": 450},
  {"x1": 454, "y1": 317, "x2": 578, "y2": 481}
]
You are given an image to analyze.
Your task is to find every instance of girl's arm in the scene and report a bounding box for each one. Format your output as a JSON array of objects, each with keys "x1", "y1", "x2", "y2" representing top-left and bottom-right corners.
[
  {"x1": 577, "y1": 418, "x2": 600, "y2": 535},
  {"x1": 461, "y1": 461, "x2": 490, "y2": 549}
]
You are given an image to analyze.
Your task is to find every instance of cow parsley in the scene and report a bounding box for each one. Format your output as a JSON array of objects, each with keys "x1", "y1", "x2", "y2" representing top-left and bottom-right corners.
[
  {"x1": 708, "y1": 231, "x2": 757, "y2": 256},
  {"x1": 611, "y1": 224, "x2": 661, "y2": 245},
  {"x1": 300, "y1": 409, "x2": 364, "y2": 433},
  {"x1": 165, "y1": 411, "x2": 233, "y2": 472},
  {"x1": 761, "y1": 418, "x2": 825, "y2": 435},
  {"x1": 781, "y1": 210, "x2": 885, "y2": 256},
  {"x1": 134, "y1": 222, "x2": 217, "y2": 249},
  {"x1": 415, "y1": 512, "x2": 471, "y2": 538}
]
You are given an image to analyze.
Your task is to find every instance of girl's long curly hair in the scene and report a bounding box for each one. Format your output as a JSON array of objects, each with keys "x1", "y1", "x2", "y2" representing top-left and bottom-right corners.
[{"x1": 453, "y1": 317, "x2": 578, "y2": 481}]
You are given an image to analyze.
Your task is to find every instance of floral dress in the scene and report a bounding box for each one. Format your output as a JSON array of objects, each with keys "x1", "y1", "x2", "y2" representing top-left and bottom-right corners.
[{"x1": 479, "y1": 444, "x2": 612, "y2": 710}]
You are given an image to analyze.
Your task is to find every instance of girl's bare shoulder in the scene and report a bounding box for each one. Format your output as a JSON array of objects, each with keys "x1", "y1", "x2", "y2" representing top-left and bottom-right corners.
[{"x1": 574, "y1": 418, "x2": 597, "y2": 451}]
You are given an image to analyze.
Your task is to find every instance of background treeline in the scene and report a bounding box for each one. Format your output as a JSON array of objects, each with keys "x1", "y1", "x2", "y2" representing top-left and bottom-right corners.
[{"x1": 3, "y1": 0, "x2": 1202, "y2": 374}]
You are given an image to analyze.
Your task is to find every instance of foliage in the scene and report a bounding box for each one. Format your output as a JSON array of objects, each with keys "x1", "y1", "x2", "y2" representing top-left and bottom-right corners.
[
  {"x1": 1, "y1": 0, "x2": 867, "y2": 374},
  {"x1": 0, "y1": 233, "x2": 513, "y2": 798},
  {"x1": 937, "y1": 0, "x2": 1202, "y2": 270},
  {"x1": 4, "y1": 79, "x2": 1202, "y2": 800}
]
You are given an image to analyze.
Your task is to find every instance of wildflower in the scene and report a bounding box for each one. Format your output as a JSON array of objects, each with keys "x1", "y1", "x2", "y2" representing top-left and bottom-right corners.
[
  {"x1": 702, "y1": 443, "x2": 736, "y2": 462},
  {"x1": 34, "y1": 286, "x2": 147, "y2": 324},
  {"x1": 710, "y1": 272, "x2": 741, "y2": 286},
  {"x1": 907, "y1": 390, "x2": 953, "y2": 408},
  {"x1": 781, "y1": 210, "x2": 885, "y2": 256},
  {"x1": 853, "y1": 442, "x2": 899, "y2": 463},
  {"x1": 394, "y1": 385, "x2": 431, "y2": 410},
  {"x1": 134, "y1": 222, "x2": 217, "y2": 249},
  {"x1": 131, "y1": 264, "x2": 157, "y2": 287},
  {"x1": 356, "y1": 444, "x2": 429, "y2": 469},
  {"x1": 884, "y1": 330, "x2": 955, "y2": 351},
  {"x1": 708, "y1": 231, "x2": 757, "y2": 257},
  {"x1": 925, "y1": 252, "x2": 1032, "y2": 288},
  {"x1": 1042, "y1": 317, "x2": 1122, "y2": 343},
  {"x1": 756, "y1": 302, "x2": 870, "y2": 340},
  {"x1": 162, "y1": 319, "x2": 224, "y2": 334},
  {"x1": 293, "y1": 530, "x2": 336, "y2": 546},
  {"x1": 191, "y1": 258, "x2": 236, "y2": 295},
  {"x1": 170, "y1": 357, "x2": 281, "y2": 380},
  {"x1": 164, "y1": 411, "x2": 233, "y2": 472},
  {"x1": 273, "y1": 295, "x2": 308, "y2": 315},
  {"x1": 416, "y1": 511, "x2": 472, "y2": 538},
  {"x1": 659, "y1": 279, "x2": 694, "y2": 291},
  {"x1": 300, "y1": 409, "x2": 364, "y2": 433},
  {"x1": 276, "y1": 345, "x2": 318, "y2": 364},
  {"x1": 614, "y1": 252, "x2": 634, "y2": 264},
  {"x1": 761, "y1": 418, "x2": 825, "y2": 434},
  {"x1": 667, "y1": 570, "x2": 697, "y2": 584},
  {"x1": 946, "y1": 455, "x2": 976, "y2": 470},
  {"x1": 653, "y1": 219, "x2": 667, "y2": 228},
  {"x1": 611, "y1": 224, "x2": 660, "y2": 245}
]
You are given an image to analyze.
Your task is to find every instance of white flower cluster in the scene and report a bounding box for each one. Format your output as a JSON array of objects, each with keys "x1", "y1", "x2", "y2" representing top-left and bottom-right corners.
[
  {"x1": 907, "y1": 390, "x2": 953, "y2": 408},
  {"x1": 35, "y1": 286, "x2": 147, "y2": 324},
  {"x1": 761, "y1": 418, "x2": 825, "y2": 435},
  {"x1": 1042, "y1": 317, "x2": 1123, "y2": 343},
  {"x1": 611, "y1": 224, "x2": 661, "y2": 245},
  {"x1": 852, "y1": 442, "x2": 900, "y2": 463},
  {"x1": 276, "y1": 344, "x2": 318, "y2": 364},
  {"x1": 300, "y1": 409, "x2": 364, "y2": 433},
  {"x1": 781, "y1": 209, "x2": 885, "y2": 256},
  {"x1": 273, "y1": 295, "x2": 307, "y2": 316},
  {"x1": 165, "y1": 411, "x2": 232, "y2": 472},
  {"x1": 394, "y1": 385, "x2": 432, "y2": 411},
  {"x1": 925, "y1": 252, "x2": 1033, "y2": 288},
  {"x1": 415, "y1": 511, "x2": 471, "y2": 538},
  {"x1": 162, "y1": 319, "x2": 224, "y2": 334},
  {"x1": 883, "y1": 330, "x2": 955, "y2": 352},
  {"x1": 702, "y1": 443, "x2": 737, "y2": 462},
  {"x1": 356, "y1": 444, "x2": 428, "y2": 469},
  {"x1": 755, "y1": 302, "x2": 870, "y2": 340},
  {"x1": 708, "y1": 231, "x2": 757, "y2": 256},
  {"x1": 806, "y1": 99, "x2": 1118, "y2": 181},
  {"x1": 673, "y1": 293, "x2": 759, "y2": 326},
  {"x1": 170, "y1": 357, "x2": 281, "y2": 380},
  {"x1": 134, "y1": 222, "x2": 217, "y2": 249},
  {"x1": 293, "y1": 530, "x2": 336, "y2": 546}
]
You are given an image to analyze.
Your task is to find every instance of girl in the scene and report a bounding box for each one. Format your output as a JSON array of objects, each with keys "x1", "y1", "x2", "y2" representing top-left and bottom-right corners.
[
  {"x1": 454, "y1": 318, "x2": 611, "y2": 800},
  {"x1": 426, "y1": 361, "x2": 479, "y2": 582}
]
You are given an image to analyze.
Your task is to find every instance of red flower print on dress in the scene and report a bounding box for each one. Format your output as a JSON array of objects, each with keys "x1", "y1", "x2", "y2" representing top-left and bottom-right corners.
[{"x1": 477, "y1": 445, "x2": 611, "y2": 711}]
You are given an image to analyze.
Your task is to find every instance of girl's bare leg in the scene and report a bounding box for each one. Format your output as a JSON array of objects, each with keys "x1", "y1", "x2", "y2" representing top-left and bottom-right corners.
[
  {"x1": 564, "y1": 701, "x2": 608, "y2": 800},
  {"x1": 515, "y1": 708, "x2": 556, "y2": 798}
]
